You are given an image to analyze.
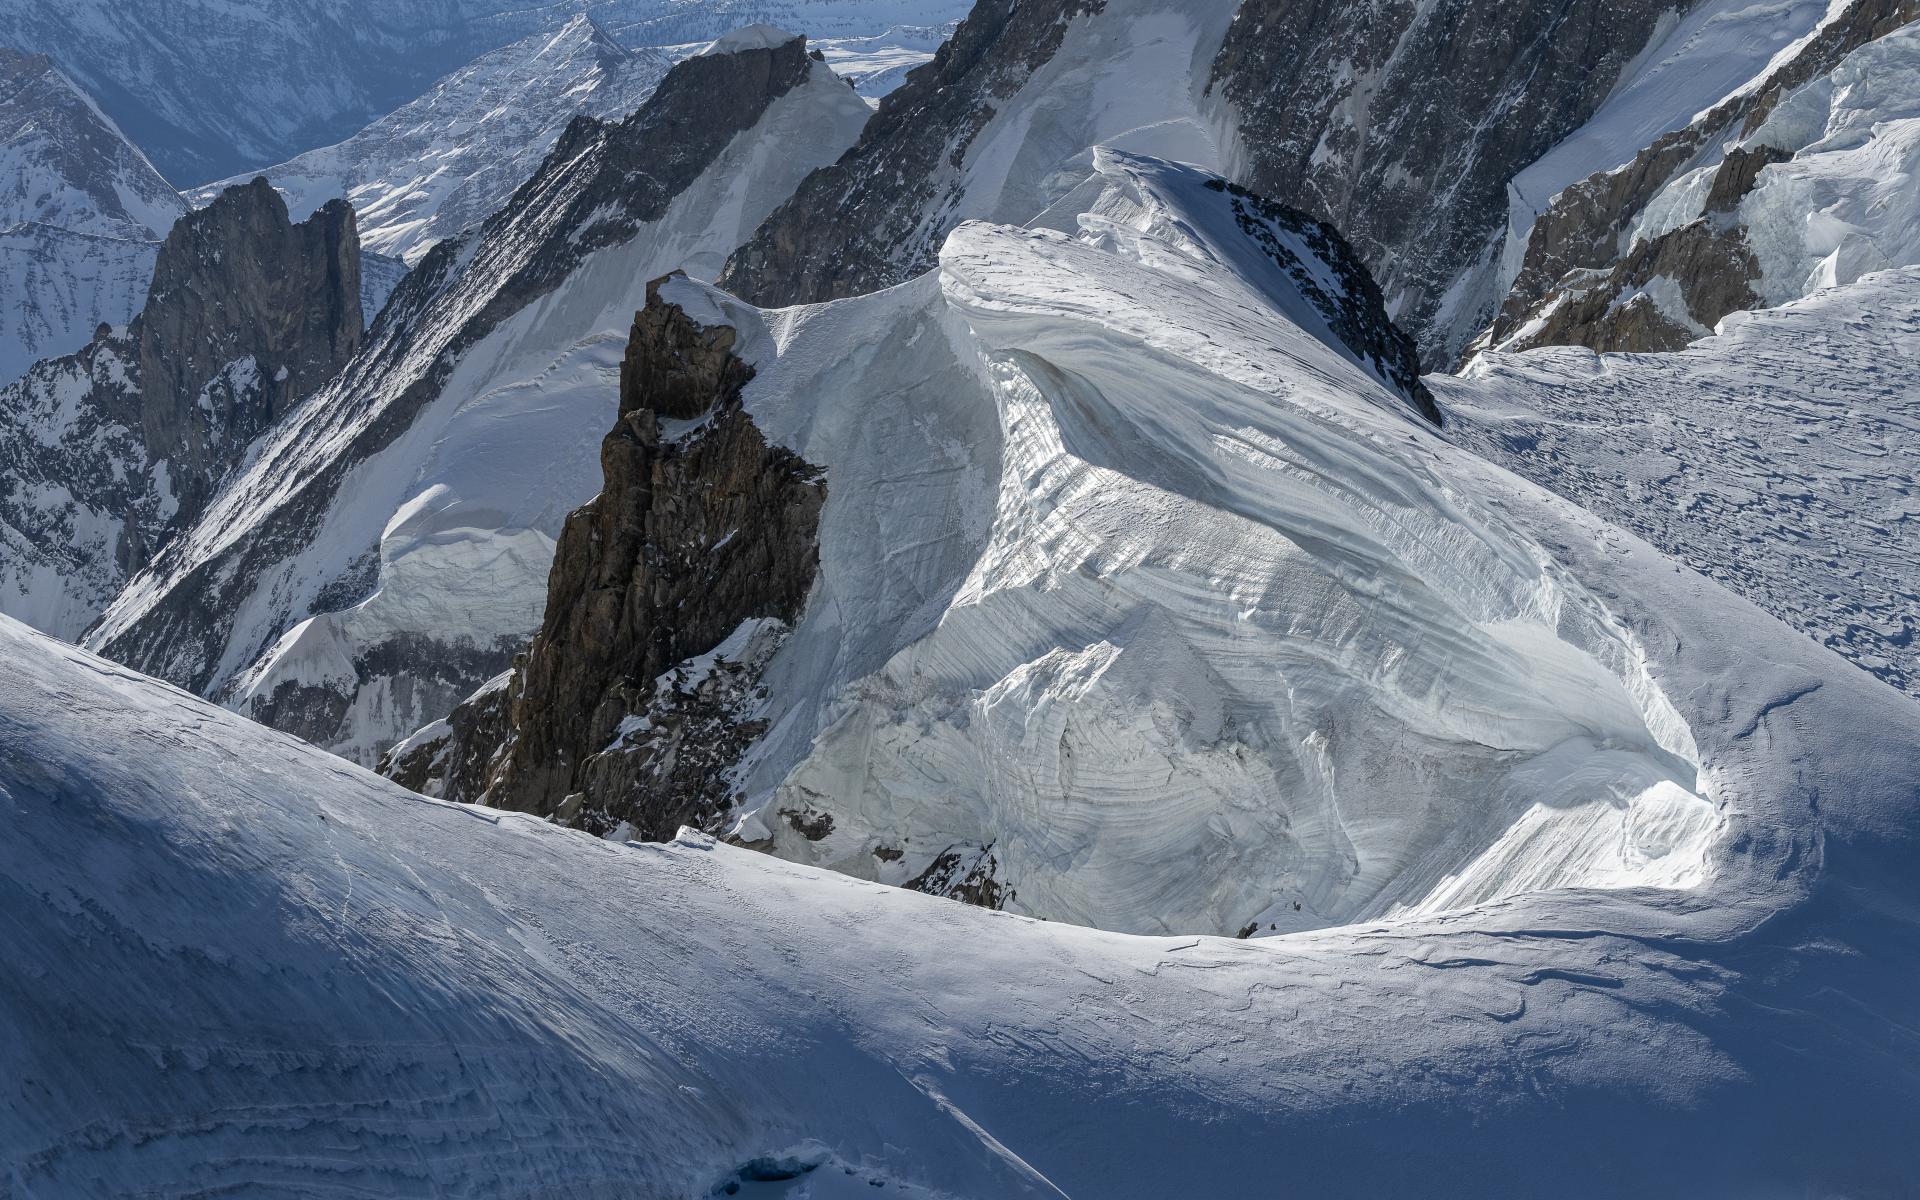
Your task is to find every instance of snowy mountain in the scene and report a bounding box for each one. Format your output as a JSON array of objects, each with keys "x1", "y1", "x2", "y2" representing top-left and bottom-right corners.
[
  {"x1": 9, "y1": 1, "x2": 1920, "y2": 1191},
  {"x1": 610, "y1": 0, "x2": 971, "y2": 46},
  {"x1": 0, "y1": 1, "x2": 972, "y2": 186},
  {"x1": 0, "y1": 180, "x2": 363, "y2": 640},
  {"x1": 0, "y1": 47, "x2": 185, "y2": 385},
  {"x1": 725, "y1": 0, "x2": 1776, "y2": 364},
  {"x1": 407, "y1": 150, "x2": 1727, "y2": 941},
  {"x1": 195, "y1": 16, "x2": 673, "y2": 266},
  {"x1": 807, "y1": 24, "x2": 955, "y2": 96},
  {"x1": 86, "y1": 32, "x2": 870, "y2": 766},
  {"x1": 1480, "y1": 0, "x2": 1920, "y2": 356},
  {"x1": 8, "y1": 168, "x2": 1920, "y2": 1193},
  {"x1": 721, "y1": 0, "x2": 1245, "y2": 307}
]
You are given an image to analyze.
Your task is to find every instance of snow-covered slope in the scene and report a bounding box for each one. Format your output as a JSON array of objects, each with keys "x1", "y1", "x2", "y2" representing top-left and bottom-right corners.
[
  {"x1": 1490, "y1": 0, "x2": 1838, "y2": 309},
  {"x1": 1733, "y1": 21, "x2": 1920, "y2": 302},
  {"x1": 0, "y1": 1, "x2": 968, "y2": 186},
  {"x1": 195, "y1": 16, "x2": 672, "y2": 266},
  {"x1": 1478, "y1": 0, "x2": 1920, "y2": 356},
  {"x1": 611, "y1": 0, "x2": 970, "y2": 46},
  {"x1": 809, "y1": 24, "x2": 954, "y2": 96},
  {"x1": 87, "y1": 34, "x2": 871, "y2": 766},
  {"x1": 1446, "y1": 267, "x2": 1920, "y2": 698},
  {"x1": 0, "y1": 48, "x2": 185, "y2": 385},
  {"x1": 7, "y1": 307, "x2": 1920, "y2": 1192},
  {"x1": 404, "y1": 149, "x2": 1741, "y2": 947},
  {"x1": 650, "y1": 151, "x2": 1711, "y2": 936},
  {"x1": 721, "y1": 0, "x2": 1243, "y2": 305},
  {"x1": 0, "y1": 181, "x2": 364, "y2": 641}
]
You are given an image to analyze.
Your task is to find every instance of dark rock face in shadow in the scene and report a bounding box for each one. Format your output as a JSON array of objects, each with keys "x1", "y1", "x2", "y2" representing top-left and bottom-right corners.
[
  {"x1": 406, "y1": 276, "x2": 826, "y2": 840},
  {"x1": 719, "y1": 0, "x2": 1104, "y2": 307},
  {"x1": 1210, "y1": 0, "x2": 1680, "y2": 367}
]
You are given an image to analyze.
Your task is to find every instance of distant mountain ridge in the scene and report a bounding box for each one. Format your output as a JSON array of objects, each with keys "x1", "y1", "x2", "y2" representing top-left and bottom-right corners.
[
  {"x1": 0, "y1": 47, "x2": 185, "y2": 384},
  {"x1": 192, "y1": 15, "x2": 673, "y2": 266},
  {"x1": 0, "y1": 0, "x2": 972, "y2": 185}
]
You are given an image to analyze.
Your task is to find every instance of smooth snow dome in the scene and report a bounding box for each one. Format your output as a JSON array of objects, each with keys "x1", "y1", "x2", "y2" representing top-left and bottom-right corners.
[{"x1": 683, "y1": 151, "x2": 1721, "y2": 939}]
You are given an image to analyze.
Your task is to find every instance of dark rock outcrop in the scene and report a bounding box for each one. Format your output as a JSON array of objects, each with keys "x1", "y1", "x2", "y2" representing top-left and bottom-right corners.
[
  {"x1": 0, "y1": 179, "x2": 362, "y2": 632},
  {"x1": 1210, "y1": 0, "x2": 1683, "y2": 367},
  {"x1": 397, "y1": 276, "x2": 826, "y2": 840},
  {"x1": 1499, "y1": 209, "x2": 1775, "y2": 355},
  {"x1": 137, "y1": 178, "x2": 363, "y2": 521},
  {"x1": 1206, "y1": 178, "x2": 1440, "y2": 423},
  {"x1": 90, "y1": 33, "x2": 828, "y2": 705},
  {"x1": 908, "y1": 844, "x2": 1016, "y2": 911},
  {"x1": 718, "y1": 0, "x2": 1103, "y2": 306},
  {"x1": 378, "y1": 668, "x2": 515, "y2": 802},
  {"x1": 1480, "y1": 0, "x2": 1920, "y2": 357}
]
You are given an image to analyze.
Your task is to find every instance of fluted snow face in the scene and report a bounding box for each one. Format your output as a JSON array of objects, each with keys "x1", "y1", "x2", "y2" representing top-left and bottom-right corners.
[{"x1": 713, "y1": 152, "x2": 1717, "y2": 937}]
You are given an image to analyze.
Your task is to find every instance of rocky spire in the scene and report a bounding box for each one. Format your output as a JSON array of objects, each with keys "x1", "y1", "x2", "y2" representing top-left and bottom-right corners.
[
  {"x1": 136, "y1": 177, "x2": 363, "y2": 519},
  {"x1": 386, "y1": 277, "x2": 827, "y2": 837},
  {"x1": 0, "y1": 175, "x2": 366, "y2": 636}
]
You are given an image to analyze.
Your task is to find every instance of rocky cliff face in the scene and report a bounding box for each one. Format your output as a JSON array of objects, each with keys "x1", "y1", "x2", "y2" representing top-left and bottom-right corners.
[
  {"x1": 1478, "y1": 0, "x2": 1920, "y2": 357},
  {"x1": 138, "y1": 179, "x2": 363, "y2": 521},
  {"x1": 0, "y1": 181, "x2": 362, "y2": 637},
  {"x1": 1203, "y1": 177, "x2": 1439, "y2": 423},
  {"x1": 1209, "y1": 0, "x2": 1683, "y2": 367},
  {"x1": 87, "y1": 32, "x2": 868, "y2": 767},
  {"x1": 393, "y1": 276, "x2": 826, "y2": 839},
  {"x1": 718, "y1": 0, "x2": 1105, "y2": 306},
  {"x1": 722, "y1": 0, "x2": 1697, "y2": 368}
]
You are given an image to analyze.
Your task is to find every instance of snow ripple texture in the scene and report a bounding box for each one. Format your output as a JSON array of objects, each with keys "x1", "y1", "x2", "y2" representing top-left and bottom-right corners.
[{"x1": 700, "y1": 152, "x2": 1721, "y2": 938}]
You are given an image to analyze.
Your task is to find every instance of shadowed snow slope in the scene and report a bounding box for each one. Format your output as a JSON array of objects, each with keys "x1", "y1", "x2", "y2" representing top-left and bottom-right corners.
[{"x1": 4, "y1": 473, "x2": 1920, "y2": 1196}]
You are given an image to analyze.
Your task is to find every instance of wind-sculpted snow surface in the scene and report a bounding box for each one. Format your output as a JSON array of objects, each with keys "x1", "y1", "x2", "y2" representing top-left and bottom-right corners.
[
  {"x1": 624, "y1": 152, "x2": 1718, "y2": 938},
  {"x1": 6, "y1": 444, "x2": 1920, "y2": 1195},
  {"x1": 1445, "y1": 268, "x2": 1920, "y2": 698},
  {"x1": 85, "y1": 34, "x2": 871, "y2": 767}
]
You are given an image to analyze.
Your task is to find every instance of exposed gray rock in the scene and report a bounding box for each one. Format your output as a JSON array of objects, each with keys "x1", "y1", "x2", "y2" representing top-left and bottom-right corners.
[
  {"x1": 1480, "y1": 0, "x2": 1920, "y2": 357},
  {"x1": 1209, "y1": 0, "x2": 1684, "y2": 367},
  {"x1": 136, "y1": 178, "x2": 363, "y2": 522},
  {"x1": 89, "y1": 33, "x2": 833, "y2": 718},
  {"x1": 1205, "y1": 177, "x2": 1440, "y2": 423},
  {"x1": 718, "y1": 0, "x2": 1103, "y2": 306},
  {"x1": 907, "y1": 843, "x2": 1016, "y2": 911},
  {"x1": 442, "y1": 276, "x2": 827, "y2": 841},
  {"x1": 1498, "y1": 217, "x2": 1767, "y2": 355},
  {"x1": 0, "y1": 182, "x2": 361, "y2": 636},
  {"x1": 377, "y1": 668, "x2": 515, "y2": 803}
]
